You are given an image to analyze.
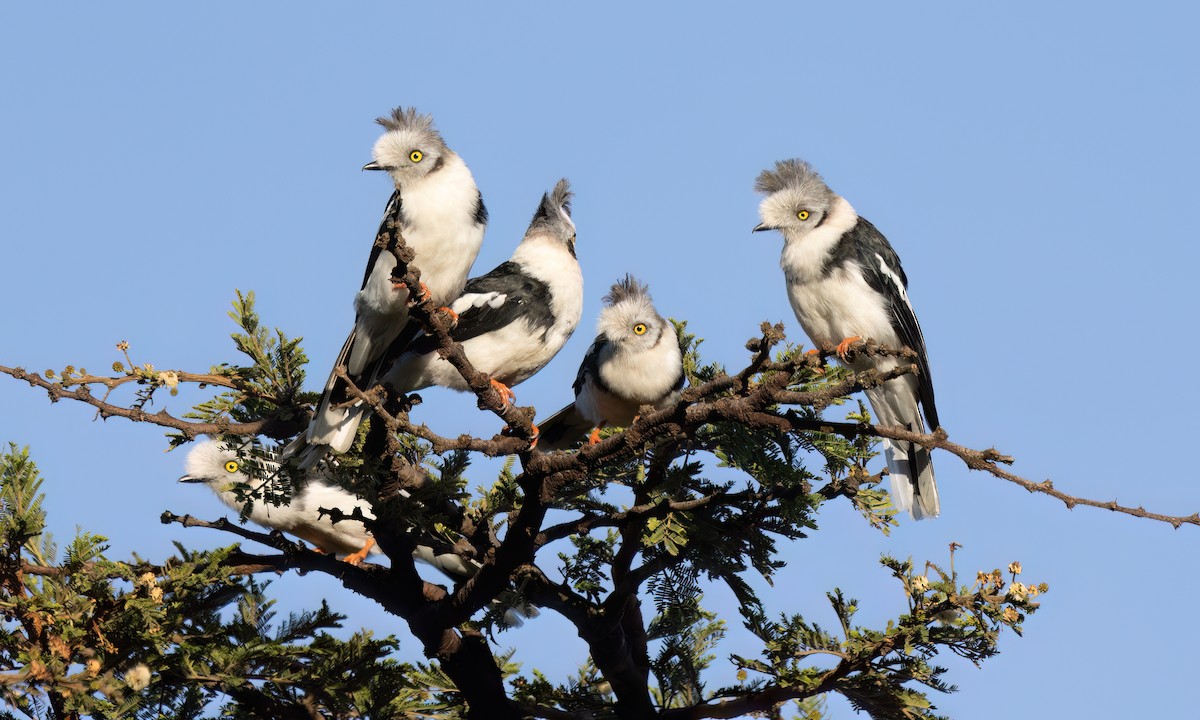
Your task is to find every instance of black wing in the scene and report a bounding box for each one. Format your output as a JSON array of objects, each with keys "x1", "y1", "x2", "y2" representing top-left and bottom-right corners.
[
  {"x1": 572, "y1": 335, "x2": 607, "y2": 396},
  {"x1": 849, "y1": 217, "x2": 939, "y2": 430},
  {"x1": 405, "y1": 261, "x2": 555, "y2": 355},
  {"x1": 358, "y1": 191, "x2": 404, "y2": 290}
]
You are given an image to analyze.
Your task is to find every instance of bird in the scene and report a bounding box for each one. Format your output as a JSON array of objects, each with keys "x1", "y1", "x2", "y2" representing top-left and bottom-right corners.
[
  {"x1": 295, "y1": 178, "x2": 583, "y2": 462},
  {"x1": 298, "y1": 107, "x2": 488, "y2": 463},
  {"x1": 753, "y1": 159, "x2": 941, "y2": 519},
  {"x1": 179, "y1": 439, "x2": 539, "y2": 624},
  {"x1": 537, "y1": 275, "x2": 684, "y2": 451},
  {"x1": 181, "y1": 438, "x2": 381, "y2": 564}
]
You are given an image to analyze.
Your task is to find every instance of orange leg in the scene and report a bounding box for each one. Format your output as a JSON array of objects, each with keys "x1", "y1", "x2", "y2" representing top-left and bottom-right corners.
[
  {"x1": 805, "y1": 348, "x2": 820, "y2": 356},
  {"x1": 490, "y1": 378, "x2": 516, "y2": 405},
  {"x1": 439, "y1": 306, "x2": 460, "y2": 324},
  {"x1": 342, "y1": 537, "x2": 376, "y2": 566},
  {"x1": 587, "y1": 420, "x2": 609, "y2": 446},
  {"x1": 527, "y1": 421, "x2": 541, "y2": 450},
  {"x1": 835, "y1": 335, "x2": 862, "y2": 361}
]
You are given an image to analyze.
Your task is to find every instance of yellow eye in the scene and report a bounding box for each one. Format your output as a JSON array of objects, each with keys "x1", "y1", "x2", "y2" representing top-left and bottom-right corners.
[
  {"x1": 797, "y1": 210, "x2": 810, "y2": 221},
  {"x1": 633, "y1": 323, "x2": 648, "y2": 335},
  {"x1": 224, "y1": 460, "x2": 239, "y2": 474},
  {"x1": 409, "y1": 150, "x2": 424, "y2": 163}
]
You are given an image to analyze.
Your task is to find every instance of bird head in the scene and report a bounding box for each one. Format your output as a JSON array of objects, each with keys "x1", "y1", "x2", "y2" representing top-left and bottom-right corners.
[
  {"x1": 524, "y1": 178, "x2": 577, "y2": 255},
  {"x1": 179, "y1": 439, "x2": 280, "y2": 493},
  {"x1": 179, "y1": 439, "x2": 248, "y2": 489},
  {"x1": 752, "y1": 159, "x2": 838, "y2": 239},
  {"x1": 597, "y1": 275, "x2": 668, "y2": 351},
  {"x1": 364, "y1": 107, "x2": 452, "y2": 188}
]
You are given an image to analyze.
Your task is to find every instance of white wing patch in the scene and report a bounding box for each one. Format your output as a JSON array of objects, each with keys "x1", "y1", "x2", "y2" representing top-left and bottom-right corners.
[
  {"x1": 451, "y1": 291, "x2": 507, "y2": 314},
  {"x1": 874, "y1": 253, "x2": 911, "y2": 306}
]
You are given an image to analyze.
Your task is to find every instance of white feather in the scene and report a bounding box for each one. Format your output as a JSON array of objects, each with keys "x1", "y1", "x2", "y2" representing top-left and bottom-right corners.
[{"x1": 760, "y1": 168, "x2": 939, "y2": 520}]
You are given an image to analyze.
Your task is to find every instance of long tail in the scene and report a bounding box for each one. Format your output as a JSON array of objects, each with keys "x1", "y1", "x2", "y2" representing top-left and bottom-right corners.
[
  {"x1": 865, "y1": 376, "x2": 939, "y2": 520},
  {"x1": 285, "y1": 332, "x2": 369, "y2": 468},
  {"x1": 535, "y1": 403, "x2": 594, "y2": 451}
]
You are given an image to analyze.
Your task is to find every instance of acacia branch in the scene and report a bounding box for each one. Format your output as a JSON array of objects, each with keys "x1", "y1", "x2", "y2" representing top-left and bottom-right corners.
[
  {"x1": 0, "y1": 365, "x2": 292, "y2": 438},
  {"x1": 870, "y1": 425, "x2": 1200, "y2": 528}
]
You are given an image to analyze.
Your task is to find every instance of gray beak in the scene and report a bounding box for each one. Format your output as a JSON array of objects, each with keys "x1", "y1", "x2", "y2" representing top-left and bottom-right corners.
[
  {"x1": 178, "y1": 474, "x2": 205, "y2": 484},
  {"x1": 362, "y1": 161, "x2": 384, "y2": 171},
  {"x1": 752, "y1": 223, "x2": 773, "y2": 233}
]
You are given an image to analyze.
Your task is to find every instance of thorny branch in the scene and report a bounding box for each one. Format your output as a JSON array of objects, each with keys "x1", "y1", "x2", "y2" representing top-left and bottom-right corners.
[
  {"x1": 373, "y1": 211, "x2": 538, "y2": 445},
  {"x1": 0, "y1": 365, "x2": 297, "y2": 439},
  {"x1": 4, "y1": 272, "x2": 1198, "y2": 717}
]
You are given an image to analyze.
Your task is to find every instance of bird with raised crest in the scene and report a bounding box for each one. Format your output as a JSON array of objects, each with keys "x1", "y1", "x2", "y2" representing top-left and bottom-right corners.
[
  {"x1": 537, "y1": 275, "x2": 684, "y2": 451},
  {"x1": 753, "y1": 159, "x2": 941, "y2": 519},
  {"x1": 295, "y1": 107, "x2": 487, "y2": 466}
]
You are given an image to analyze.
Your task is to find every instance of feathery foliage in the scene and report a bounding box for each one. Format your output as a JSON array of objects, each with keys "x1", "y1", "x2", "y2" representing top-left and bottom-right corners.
[{"x1": 0, "y1": 293, "x2": 1052, "y2": 720}]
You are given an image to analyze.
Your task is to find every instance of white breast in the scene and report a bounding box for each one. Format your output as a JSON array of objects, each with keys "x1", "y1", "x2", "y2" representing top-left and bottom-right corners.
[
  {"x1": 779, "y1": 196, "x2": 898, "y2": 352},
  {"x1": 510, "y1": 236, "x2": 584, "y2": 351},
  {"x1": 356, "y1": 155, "x2": 484, "y2": 318},
  {"x1": 786, "y1": 264, "x2": 898, "y2": 352}
]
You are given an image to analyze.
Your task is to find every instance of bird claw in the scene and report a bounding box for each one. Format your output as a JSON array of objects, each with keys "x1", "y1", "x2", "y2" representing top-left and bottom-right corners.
[
  {"x1": 587, "y1": 420, "x2": 608, "y2": 446},
  {"x1": 342, "y1": 538, "x2": 375, "y2": 566},
  {"x1": 393, "y1": 280, "x2": 432, "y2": 304},
  {"x1": 835, "y1": 336, "x2": 862, "y2": 361},
  {"x1": 439, "y1": 306, "x2": 459, "y2": 326},
  {"x1": 528, "y1": 422, "x2": 540, "y2": 450},
  {"x1": 490, "y1": 379, "x2": 516, "y2": 405}
]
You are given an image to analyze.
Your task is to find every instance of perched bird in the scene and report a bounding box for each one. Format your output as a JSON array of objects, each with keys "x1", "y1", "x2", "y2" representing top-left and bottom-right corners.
[
  {"x1": 181, "y1": 439, "x2": 380, "y2": 564},
  {"x1": 753, "y1": 159, "x2": 941, "y2": 519},
  {"x1": 179, "y1": 439, "x2": 538, "y2": 624},
  {"x1": 300, "y1": 107, "x2": 487, "y2": 462},
  {"x1": 295, "y1": 179, "x2": 583, "y2": 462},
  {"x1": 537, "y1": 275, "x2": 684, "y2": 451}
]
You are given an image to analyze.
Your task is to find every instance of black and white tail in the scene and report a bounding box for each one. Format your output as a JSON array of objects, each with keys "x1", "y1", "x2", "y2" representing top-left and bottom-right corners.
[{"x1": 865, "y1": 375, "x2": 939, "y2": 520}]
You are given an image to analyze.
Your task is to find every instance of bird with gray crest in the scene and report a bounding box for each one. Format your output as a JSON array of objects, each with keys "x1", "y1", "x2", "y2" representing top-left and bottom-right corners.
[
  {"x1": 537, "y1": 275, "x2": 684, "y2": 451},
  {"x1": 295, "y1": 107, "x2": 488, "y2": 466},
  {"x1": 753, "y1": 159, "x2": 941, "y2": 519}
]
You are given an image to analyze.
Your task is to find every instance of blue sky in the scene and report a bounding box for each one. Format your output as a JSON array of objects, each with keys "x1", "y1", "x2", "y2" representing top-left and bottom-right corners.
[{"x1": 2, "y1": 3, "x2": 1197, "y2": 717}]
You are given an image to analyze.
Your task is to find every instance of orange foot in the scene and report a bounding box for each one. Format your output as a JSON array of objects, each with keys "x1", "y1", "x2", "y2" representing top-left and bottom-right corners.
[
  {"x1": 439, "y1": 306, "x2": 460, "y2": 325},
  {"x1": 393, "y1": 279, "x2": 431, "y2": 301},
  {"x1": 528, "y1": 421, "x2": 540, "y2": 450},
  {"x1": 343, "y1": 537, "x2": 376, "y2": 566},
  {"x1": 490, "y1": 378, "x2": 516, "y2": 405},
  {"x1": 587, "y1": 420, "x2": 609, "y2": 446},
  {"x1": 835, "y1": 335, "x2": 862, "y2": 361}
]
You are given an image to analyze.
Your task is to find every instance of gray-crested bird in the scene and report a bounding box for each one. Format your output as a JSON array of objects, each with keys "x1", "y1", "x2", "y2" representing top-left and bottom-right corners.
[
  {"x1": 753, "y1": 159, "x2": 941, "y2": 519},
  {"x1": 179, "y1": 439, "x2": 539, "y2": 624},
  {"x1": 298, "y1": 108, "x2": 487, "y2": 464},
  {"x1": 537, "y1": 275, "x2": 684, "y2": 451},
  {"x1": 296, "y1": 178, "x2": 583, "y2": 462}
]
